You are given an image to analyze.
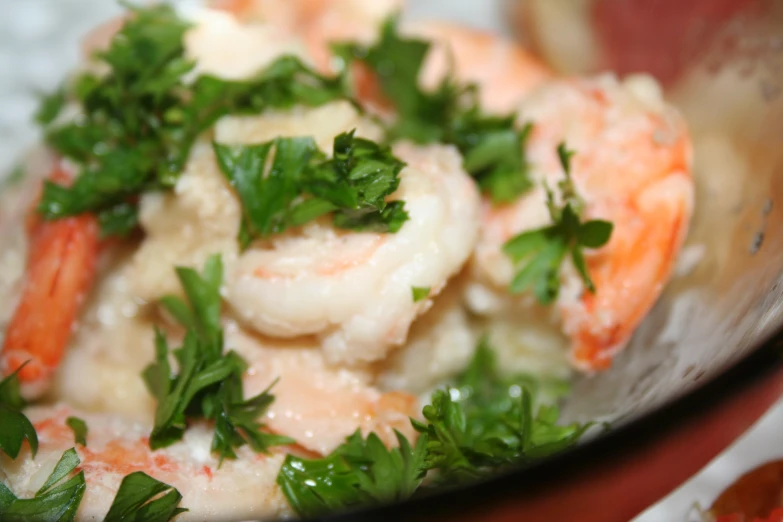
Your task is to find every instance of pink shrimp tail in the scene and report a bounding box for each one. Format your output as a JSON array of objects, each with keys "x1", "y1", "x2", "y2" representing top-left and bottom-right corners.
[{"x1": 1, "y1": 169, "x2": 100, "y2": 398}]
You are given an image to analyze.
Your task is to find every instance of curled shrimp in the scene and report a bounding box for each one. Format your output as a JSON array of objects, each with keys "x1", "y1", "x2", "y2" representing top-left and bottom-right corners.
[
  {"x1": 468, "y1": 74, "x2": 694, "y2": 371},
  {"x1": 0, "y1": 166, "x2": 100, "y2": 399},
  {"x1": 133, "y1": 98, "x2": 481, "y2": 365},
  {"x1": 228, "y1": 325, "x2": 419, "y2": 455},
  {"x1": 223, "y1": 140, "x2": 480, "y2": 364},
  {"x1": 215, "y1": 0, "x2": 403, "y2": 72},
  {"x1": 52, "y1": 309, "x2": 419, "y2": 457},
  {"x1": 0, "y1": 404, "x2": 292, "y2": 520}
]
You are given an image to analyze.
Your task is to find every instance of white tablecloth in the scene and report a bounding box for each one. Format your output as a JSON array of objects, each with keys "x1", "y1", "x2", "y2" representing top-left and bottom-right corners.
[{"x1": 1, "y1": 1, "x2": 780, "y2": 520}]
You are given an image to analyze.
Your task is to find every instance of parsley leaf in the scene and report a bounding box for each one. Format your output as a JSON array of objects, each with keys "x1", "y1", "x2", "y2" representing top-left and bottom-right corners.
[
  {"x1": 34, "y1": 87, "x2": 66, "y2": 126},
  {"x1": 277, "y1": 430, "x2": 428, "y2": 518},
  {"x1": 36, "y1": 4, "x2": 352, "y2": 237},
  {"x1": 142, "y1": 254, "x2": 293, "y2": 461},
  {"x1": 503, "y1": 143, "x2": 613, "y2": 303},
  {"x1": 0, "y1": 364, "x2": 38, "y2": 459},
  {"x1": 277, "y1": 452, "x2": 362, "y2": 518},
  {"x1": 413, "y1": 339, "x2": 589, "y2": 484},
  {"x1": 277, "y1": 340, "x2": 587, "y2": 517},
  {"x1": 65, "y1": 417, "x2": 88, "y2": 447},
  {"x1": 104, "y1": 472, "x2": 187, "y2": 522},
  {"x1": 213, "y1": 130, "x2": 408, "y2": 247},
  {"x1": 341, "y1": 18, "x2": 534, "y2": 203},
  {"x1": 0, "y1": 448, "x2": 86, "y2": 522},
  {"x1": 0, "y1": 164, "x2": 26, "y2": 195},
  {"x1": 411, "y1": 287, "x2": 430, "y2": 302}
]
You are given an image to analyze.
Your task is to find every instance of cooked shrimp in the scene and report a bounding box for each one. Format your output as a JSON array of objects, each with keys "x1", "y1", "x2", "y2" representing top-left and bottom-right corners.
[
  {"x1": 52, "y1": 244, "x2": 158, "y2": 422},
  {"x1": 375, "y1": 275, "x2": 478, "y2": 395},
  {"x1": 228, "y1": 324, "x2": 419, "y2": 455},
  {"x1": 0, "y1": 404, "x2": 291, "y2": 521},
  {"x1": 468, "y1": 74, "x2": 694, "y2": 371},
  {"x1": 410, "y1": 22, "x2": 552, "y2": 115},
  {"x1": 0, "y1": 166, "x2": 100, "y2": 399},
  {"x1": 82, "y1": 6, "x2": 312, "y2": 80},
  {"x1": 53, "y1": 310, "x2": 419, "y2": 457},
  {"x1": 133, "y1": 95, "x2": 480, "y2": 364},
  {"x1": 216, "y1": 0, "x2": 403, "y2": 71},
  {"x1": 222, "y1": 140, "x2": 480, "y2": 365}
]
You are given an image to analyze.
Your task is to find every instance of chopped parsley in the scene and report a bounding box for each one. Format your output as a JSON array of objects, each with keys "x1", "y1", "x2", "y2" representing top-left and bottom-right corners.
[
  {"x1": 0, "y1": 164, "x2": 26, "y2": 194},
  {"x1": 338, "y1": 18, "x2": 534, "y2": 203},
  {"x1": 413, "y1": 339, "x2": 589, "y2": 485},
  {"x1": 213, "y1": 130, "x2": 408, "y2": 248},
  {"x1": 142, "y1": 254, "x2": 293, "y2": 461},
  {"x1": 503, "y1": 143, "x2": 613, "y2": 304},
  {"x1": 104, "y1": 472, "x2": 187, "y2": 522},
  {"x1": 411, "y1": 286, "x2": 430, "y2": 302},
  {"x1": 0, "y1": 448, "x2": 86, "y2": 522},
  {"x1": 65, "y1": 417, "x2": 88, "y2": 447},
  {"x1": 0, "y1": 365, "x2": 38, "y2": 460},
  {"x1": 36, "y1": 4, "x2": 352, "y2": 237},
  {"x1": 0, "y1": 449, "x2": 186, "y2": 522},
  {"x1": 277, "y1": 430, "x2": 427, "y2": 519},
  {"x1": 277, "y1": 339, "x2": 588, "y2": 517}
]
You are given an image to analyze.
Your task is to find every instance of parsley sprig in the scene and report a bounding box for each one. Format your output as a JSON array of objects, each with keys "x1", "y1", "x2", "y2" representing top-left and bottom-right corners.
[
  {"x1": 503, "y1": 143, "x2": 613, "y2": 304},
  {"x1": 104, "y1": 472, "x2": 187, "y2": 522},
  {"x1": 277, "y1": 339, "x2": 588, "y2": 517},
  {"x1": 277, "y1": 430, "x2": 428, "y2": 519},
  {"x1": 413, "y1": 339, "x2": 588, "y2": 485},
  {"x1": 0, "y1": 447, "x2": 187, "y2": 522},
  {"x1": 142, "y1": 254, "x2": 293, "y2": 460},
  {"x1": 338, "y1": 18, "x2": 534, "y2": 203},
  {"x1": 36, "y1": 4, "x2": 352, "y2": 237},
  {"x1": 213, "y1": 130, "x2": 408, "y2": 248},
  {"x1": 0, "y1": 448, "x2": 86, "y2": 522},
  {"x1": 0, "y1": 364, "x2": 38, "y2": 460},
  {"x1": 65, "y1": 417, "x2": 88, "y2": 447}
]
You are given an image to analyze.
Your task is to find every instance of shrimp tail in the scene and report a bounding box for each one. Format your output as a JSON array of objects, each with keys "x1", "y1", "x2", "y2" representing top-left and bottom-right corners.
[{"x1": 1, "y1": 170, "x2": 99, "y2": 399}]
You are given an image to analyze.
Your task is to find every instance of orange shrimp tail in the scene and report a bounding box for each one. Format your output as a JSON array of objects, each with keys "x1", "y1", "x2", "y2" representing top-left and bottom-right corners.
[
  {"x1": 568, "y1": 128, "x2": 694, "y2": 371},
  {"x1": 1, "y1": 172, "x2": 99, "y2": 398}
]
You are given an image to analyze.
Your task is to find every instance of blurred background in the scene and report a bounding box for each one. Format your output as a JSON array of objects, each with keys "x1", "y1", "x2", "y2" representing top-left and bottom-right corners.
[{"x1": 1, "y1": 0, "x2": 782, "y2": 520}]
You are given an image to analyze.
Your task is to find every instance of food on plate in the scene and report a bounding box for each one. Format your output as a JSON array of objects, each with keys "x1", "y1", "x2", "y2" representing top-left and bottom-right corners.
[
  {"x1": 0, "y1": 1, "x2": 694, "y2": 519},
  {"x1": 709, "y1": 459, "x2": 783, "y2": 522}
]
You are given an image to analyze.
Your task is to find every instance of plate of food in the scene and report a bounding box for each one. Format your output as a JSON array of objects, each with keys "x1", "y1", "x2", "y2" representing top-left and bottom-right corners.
[{"x1": 1, "y1": 1, "x2": 782, "y2": 521}]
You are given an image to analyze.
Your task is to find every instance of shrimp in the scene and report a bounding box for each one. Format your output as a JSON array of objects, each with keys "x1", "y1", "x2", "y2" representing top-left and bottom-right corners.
[
  {"x1": 0, "y1": 166, "x2": 100, "y2": 399},
  {"x1": 467, "y1": 74, "x2": 694, "y2": 371},
  {"x1": 222, "y1": 140, "x2": 480, "y2": 365},
  {"x1": 133, "y1": 98, "x2": 480, "y2": 365},
  {"x1": 0, "y1": 404, "x2": 292, "y2": 521},
  {"x1": 228, "y1": 325, "x2": 419, "y2": 455},
  {"x1": 215, "y1": 0, "x2": 403, "y2": 72},
  {"x1": 375, "y1": 275, "x2": 478, "y2": 395},
  {"x1": 409, "y1": 22, "x2": 552, "y2": 115},
  {"x1": 52, "y1": 307, "x2": 419, "y2": 457},
  {"x1": 215, "y1": 0, "x2": 552, "y2": 114}
]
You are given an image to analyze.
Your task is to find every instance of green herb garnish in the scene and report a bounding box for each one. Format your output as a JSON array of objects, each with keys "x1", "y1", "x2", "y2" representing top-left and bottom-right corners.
[
  {"x1": 142, "y1": 254, "x2": 293, "y2": 461},
  {"x1": 411, "y1": 287, "x2": 430, "y2": 302},
  {"x1": 503, "y1": 143, "x2": 613, "y2": 304},
  {"x1": 0, "y1": 365, "x2": 38, "y2": 459},
  {"x1": 36, "y1": 4, "x2": 351, "y2": 237},
  {"x1": 0, "y1": 164, "x2": 26, "y2": 194},
  {"x1": 277, "y1": 430, "x2": 428, "y2": 518},
  {"x1": 65, "y1": 417, "x2": 88, "y2": 447},
  {"x1": 339, "y1": 17, "x2": 534, "y2": 203},
  {"x1": 413, "y1": 339, "x2": 589, "y2": 484},
  {"x1": 104, "y1": 472, "x2": 187, "y2": 522},
  {"x1": 213, "y1": 130, "x2": 408, "y2": 248},
  {"x1": 0, "y1": 448, "x2": 86, "y2": 522},
  {"x1": 277, "y1": 339, "x2": 587, "y2": 517}
]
